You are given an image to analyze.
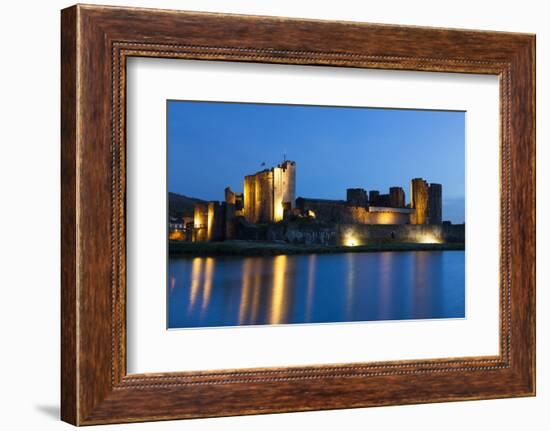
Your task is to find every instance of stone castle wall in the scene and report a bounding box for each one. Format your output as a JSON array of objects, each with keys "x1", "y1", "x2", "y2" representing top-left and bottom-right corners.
[
  {"x1": 338, "y1": 223, "x2": 464, "y2": 244},
  {"x1": 262, "y1": 222, "x2": 464, "y2": 246},
  {"x1": 296, "y1": 198, "x2": 411, "y2": 225},
  {"x1": 187, "y1": 164, "x2": 448, "y2": 243}
]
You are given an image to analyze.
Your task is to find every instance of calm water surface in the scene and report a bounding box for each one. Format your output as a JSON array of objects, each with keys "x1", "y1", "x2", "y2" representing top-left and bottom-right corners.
[{"x1": 168, "y1": 251, "x2": 465, "y2": 329}]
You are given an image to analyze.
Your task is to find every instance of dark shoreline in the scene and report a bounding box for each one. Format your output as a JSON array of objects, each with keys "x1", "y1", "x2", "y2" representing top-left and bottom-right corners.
[{"x1": 169, "y1": 240, "x2": 465, "y2": 257}]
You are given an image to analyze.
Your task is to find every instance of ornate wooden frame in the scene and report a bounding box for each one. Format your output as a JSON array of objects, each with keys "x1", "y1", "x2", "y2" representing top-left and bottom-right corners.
[{"x1": 61, "y1": 4, "x2": 535, "y2": 425}]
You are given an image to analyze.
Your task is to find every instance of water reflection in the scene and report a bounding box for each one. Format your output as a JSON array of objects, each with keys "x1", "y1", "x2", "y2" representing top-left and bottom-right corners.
[
  {"x1": 270, "y1": 255, "x2": 288, "y2": 324},
  {"x1": 188, "y1": 257, "x2": 202, "y2": 311},
  {"x1": 345, "y1": 253, "x2": 355, "y2": 317},
  {"x1": 238, "y1": 259, "x2": 252, "y2": 324},
  {"x1": 201, "y1": 257, "x2": 214, "y2": 313},
  {"x1": 168, "y1": 251, "x2": 465, "y2": 329},
  {"x1": 170, "y1": 275, "x2": 176, "y2": 291},
  {"x1": 305, "y1": 255, "x2": 316, "y2": 321}
]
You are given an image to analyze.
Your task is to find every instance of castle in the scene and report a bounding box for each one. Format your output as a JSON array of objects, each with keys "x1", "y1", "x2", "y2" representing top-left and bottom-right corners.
[
  {"x1": 243, "y1": 160, "x2": 296, "y2": 223},
  {"x1": 185, "y1": 159, "x2": 444, "y2": 242}
]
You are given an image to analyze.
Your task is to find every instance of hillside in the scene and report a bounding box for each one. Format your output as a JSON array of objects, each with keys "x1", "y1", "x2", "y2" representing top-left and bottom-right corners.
[{"x1": 168, "y1": 192, "x2": 206, "y2": 219}]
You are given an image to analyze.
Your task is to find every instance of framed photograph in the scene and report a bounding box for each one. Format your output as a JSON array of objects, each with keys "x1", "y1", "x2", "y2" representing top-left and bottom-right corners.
[{"x1": 61, "y1": 4, "x2": 535, "y2": 425}]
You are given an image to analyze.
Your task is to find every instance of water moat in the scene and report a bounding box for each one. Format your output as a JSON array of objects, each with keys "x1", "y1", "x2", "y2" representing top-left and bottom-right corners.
[{"x1": 168, "y1": 250, "x2": 465, "y2": 329}]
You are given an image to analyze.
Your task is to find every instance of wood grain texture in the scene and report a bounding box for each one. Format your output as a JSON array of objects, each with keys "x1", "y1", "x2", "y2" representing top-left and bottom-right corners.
[
  {"x1": 60, "y1": 5, "x2": 78, "y2": 425},
  {"x1": 60, "y1": 4, "x2": 535, "y2": 425}
]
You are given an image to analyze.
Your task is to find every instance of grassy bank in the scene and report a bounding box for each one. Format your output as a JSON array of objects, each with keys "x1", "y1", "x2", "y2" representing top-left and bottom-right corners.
[{"x1": 169, "y1": 240, "x2": 465, "y2": 257}]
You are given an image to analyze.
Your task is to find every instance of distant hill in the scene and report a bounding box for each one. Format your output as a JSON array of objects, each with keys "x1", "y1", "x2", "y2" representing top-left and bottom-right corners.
[{"x1": 168, "y1": 192, "x2": 206, "y2": 219}]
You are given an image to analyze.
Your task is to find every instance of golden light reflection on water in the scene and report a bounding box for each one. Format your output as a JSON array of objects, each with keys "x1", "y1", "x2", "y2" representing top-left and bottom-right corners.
[
  {"x1": 187, "y1": 257, "x2": 215, "y2": 313},
  {"x1": 188, "y1": 257, "x2": 203, "y2": 311},
  {"x1": 239, "y1": 259, "x2": 253, "y2": 324},
  {"x1": 201, "y1": 257, "x2": 215, "y2": 312},
  {"x1": 237, "y1": 258, "x2": 265, "y2": 325},
  {"x1": 250, "y1": 260, "x2": 263, "y2": 323},
  {"x1": 169, "y1": 250, "x2": 463, "y2": 329},
  {"x1": 177, "y1": 254, "x2": 297, "y2": 325},
  {"x1": 270, "y1": 255, "x2": 288, "y2": 324}
]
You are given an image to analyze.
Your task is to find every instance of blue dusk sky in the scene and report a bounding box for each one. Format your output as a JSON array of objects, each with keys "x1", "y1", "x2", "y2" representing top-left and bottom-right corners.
[{"x1": 167, "y1": 101, "x2": 465, "y2": 223}]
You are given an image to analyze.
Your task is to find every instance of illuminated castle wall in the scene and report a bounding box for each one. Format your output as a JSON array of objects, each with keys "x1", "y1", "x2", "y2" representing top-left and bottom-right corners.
[
  {"x1": 297, "y1": 178, "x2": 442, "y2": 227},
  {"x1": 187, "y1": 161, "x2": 445, "y2": 243},
  {"x1": 243, "y1": 160, "x2": 296, "y2": 223},
  {"x1": 192, "y1": 201, "x2": 225, "y2": 242},
  {"x1": 295, "y1": 198, "x2": 413, "y2": 225},
  {"x1": 192, "y1": 202, "x2": 208, "y2": 242}
]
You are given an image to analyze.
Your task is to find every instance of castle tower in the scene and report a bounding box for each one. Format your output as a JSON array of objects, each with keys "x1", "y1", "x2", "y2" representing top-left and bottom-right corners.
[
  {"x1": 279, "y1": 160, "x2": 296, "y2": 210},
  {"x1": 254, "y1": 170, "x2": 274, "y2": 223},
  {"x1": 346, "y1": 188, "x2": 368, "y2": 206},
  {"x1": 243, "y1": 160, "x2": 296, "y2": 223},
  {"x1": 224, "y1": 186, "x2": 236, "y2": 205},
  {"x1": 410, "y1": 178, "x2": 429, "y2": 224},
  {"x1": 428, "y1": 183, "x2": 442, "y2": 224},
  {"x1": 389, "y1": 187, "x2": 405, "y2": 208},
  {"x1": 369, "y1": 190, "x2": 380, "y2": 206},
  {"x1": 207, "y1": 201, "x2": 225, "y2": 241},
  {"x1": 243, "y1": 174, "x2": 256, "y2": 222},
  {"x1": 271, "y1": 160, "x2": 296, "y2": 221},
  {"x1": 243, "y1": 169, "x2": 275, "y2": 223},
  {"x1": 192, "y1": 202, "x2": 209, "y2": 242}
]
